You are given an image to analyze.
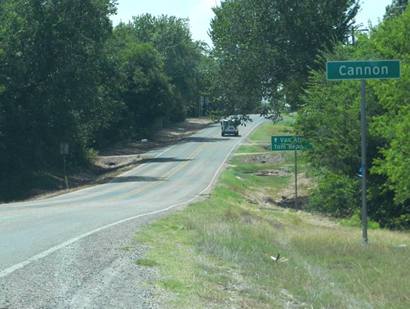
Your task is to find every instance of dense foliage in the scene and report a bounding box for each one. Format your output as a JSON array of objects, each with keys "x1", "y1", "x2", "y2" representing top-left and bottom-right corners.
[
  {"x1": 209, "y1": 0, "x2": 359, "y2": 114},
  {"x1": 1, "y1": 0, "x2": 409, "y2": 231},
  {"x1": 0, "y1": 0, "x2": 117, "y2": 198},
  {"x1": 384, "y1": 0, "x2": 408, "y2": 19},
  {"x1": 297, "y1": 6, "x2": 410, "y2": 229},
  {"x1": 118, "y1": 15, "x2": 204, "y2": 121},
  {"x1": 0, "y1": 1, "x2": 207, "y2": 200}
]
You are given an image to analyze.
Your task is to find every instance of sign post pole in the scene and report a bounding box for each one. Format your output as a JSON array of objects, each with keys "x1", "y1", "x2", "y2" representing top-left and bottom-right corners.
[
  {"x1": 60, "y1": 142, "x2": 70, "y2": 190},
  {"x1": 360, "y1": 80, "x2": 368, "y2": 244},
  {"x1": 294, "y1": 149, "x2": 298, "y2": 209},
  {"x1": 63, "y1": 155, "x2": 69, "y2": 190},
  {"x1": 271, "y1": 136, "x2": 311, "y2": 209}
]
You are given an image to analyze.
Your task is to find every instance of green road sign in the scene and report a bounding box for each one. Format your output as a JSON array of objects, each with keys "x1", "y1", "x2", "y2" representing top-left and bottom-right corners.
[
  {"x1": 326, "y1": 59, "x2": 401, "y2": 244},
  {"x1": 327, "y1": 60, "x2": 401, "y2": 81},
  {"x1": 271, "y1": 136, "x2": 311, "y2": 151}
]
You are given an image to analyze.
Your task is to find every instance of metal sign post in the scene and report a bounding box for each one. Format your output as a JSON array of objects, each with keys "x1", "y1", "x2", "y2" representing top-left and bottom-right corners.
[
  {"x1": 360, "y1": 80, "x2": 368, "y2": 244},
  {"x1": 271, "y1": 136, "x2": 311, "y2": 209},
  {"x1": 327, "y1": 59, "x2": 401, "y2": 244},
  {"x1": 60, "y1": 142, "x2": 70, "y2": 190},
  {"x1": 294, "y1": 149, "x2": 298, "y2": 209}
]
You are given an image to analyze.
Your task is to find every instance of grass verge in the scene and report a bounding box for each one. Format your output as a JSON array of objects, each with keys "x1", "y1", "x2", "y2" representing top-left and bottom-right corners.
[{"x1": 135, "y1": 120, "x2": 410, "y2": 308}]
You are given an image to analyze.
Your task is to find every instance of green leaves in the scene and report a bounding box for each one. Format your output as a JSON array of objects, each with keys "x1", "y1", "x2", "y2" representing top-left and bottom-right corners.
[
  {"x1": 308, "y1": 171, "x2": 359, "y2": 217},
  {"x1": 373, "y1": 111, "x2": 410, "y2": 203},
  {"x1": 368, "y1": 7, "x2": 410, "y2": 206},
  {"x1": 210, "y1": 0, "x2": 359, "y2": 113},
  {"x1": 384, "y1": 0, "x2": 409, "y2": 20},
  {"x1": 108, "y1": 14, "x2": 205, "y2": 132},
  {"x1": 117, "y1": 40, "x2": 173, "y2": 128},
  {"x1": 0, "y1": 2, "x2": 210, "y2": 200},
  {"x1": 298, "y1": 6, "x2": 410, "y2": 228},
  {"x1": 130, "y1": 14, "x2": 203, "y2": 120},
  {"x1": 0, "y1": 0, "x2": 117, "y2": 198}
]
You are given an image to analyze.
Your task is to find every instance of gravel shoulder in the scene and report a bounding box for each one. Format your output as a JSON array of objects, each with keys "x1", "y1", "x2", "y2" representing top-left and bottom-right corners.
[
  {"x1": 0, "y1": 117, "x2": 263, "y2": 308},
  {"x1": 0, "y1": 212, "x2": 174, "y2": 309},
  {"x1": 0, "y1": 118, "x2": 214, "y2": 308}
]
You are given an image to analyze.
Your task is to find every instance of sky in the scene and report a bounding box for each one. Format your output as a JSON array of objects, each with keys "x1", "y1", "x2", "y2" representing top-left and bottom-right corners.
[{"x1": 110, "y1": 0, "x2": 393, "y2": 45}]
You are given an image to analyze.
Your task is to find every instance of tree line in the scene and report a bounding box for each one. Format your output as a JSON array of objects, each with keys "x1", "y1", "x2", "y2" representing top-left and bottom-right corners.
[
  {"x1": 1, "y1": 0, "x2": 409, "y2": 230},
  {"x1": 0, "y1": 0, "x2": 209, "y2": 201},
  {"x1": 209, "y1": 0, "x2": 359, "y2": 114},
  {"x1": 297, "y1": 2, "x2": 410, "y2": 229},
  {"x1": 210, "y1": 0, "x2": 410, "y2": 229}
]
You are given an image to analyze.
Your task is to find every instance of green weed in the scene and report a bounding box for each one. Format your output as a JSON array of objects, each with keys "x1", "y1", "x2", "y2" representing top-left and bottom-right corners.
[{"x1": 134, "y1": 117, "x2": 410, "y2": 308}]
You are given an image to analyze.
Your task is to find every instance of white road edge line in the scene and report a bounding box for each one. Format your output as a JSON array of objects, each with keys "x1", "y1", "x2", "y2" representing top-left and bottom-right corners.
[{"x1": 0, "y1": 118, "x2": 264, "y2": 279}]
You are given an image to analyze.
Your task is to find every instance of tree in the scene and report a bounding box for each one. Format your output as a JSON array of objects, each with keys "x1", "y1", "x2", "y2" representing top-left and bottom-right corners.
[
  {"x1": 130, "y1": 14, "x2": 203, "y2": 121},
  {"x1": 0, "y1": 0, "x2": 116, "y2": 198},
  {"x1": 385, "y1": 0, "x2": 408, "y2": 19},
  {"x1": 210, "y1": 0, "x2": 359, "y2": 114},
  {"x1": 297, "y1": 6, "x2": 410, "y2": 228},
  {"x1": 370, "y1": 6, "x2": 410, "y2": 207},
  {"x1": 296, "y1": 44, "x2": 392, "y2": 226},
  {"x1": 0, "y1": 1, "x2": 216, "y2": 201},
  {"x1": 114, "y1": 25, "x2": 174, "y2": 134}
]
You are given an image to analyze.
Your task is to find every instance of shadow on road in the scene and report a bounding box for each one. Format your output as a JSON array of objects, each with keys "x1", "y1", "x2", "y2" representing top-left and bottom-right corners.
[
  {"x1": 109, "y1": 176, "x2": 164, "y2": 183},
  {"x1": 182, "y1": 136, "x2": 232, "y2": 143},
  {"x1": 139, "y1": 157, "x2": 192, "y2": 164}
]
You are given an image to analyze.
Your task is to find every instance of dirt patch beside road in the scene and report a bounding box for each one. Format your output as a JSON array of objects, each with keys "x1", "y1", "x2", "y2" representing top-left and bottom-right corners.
[
  {"x1": 24, "y1": 118, "x2": 213, "y2": 202},
  {"x1": 96, "y1": 118, "x2": 213, "y2": 169},
  {"x1": 255, "y1": 168, "x2": 291, "y2": 177},
  {"x1": 238, "y1": 153, "x2": 283, "y2": 164}
]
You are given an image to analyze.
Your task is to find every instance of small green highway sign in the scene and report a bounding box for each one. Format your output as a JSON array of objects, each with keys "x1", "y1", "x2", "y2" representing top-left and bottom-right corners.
[
  {"x1": 327, "y1": 60, "x2": 401, "y2": 81},
  {"x1": 271, "y1": 136, "x2": 311, "y2": 151},
  {"x1": 271, "y1": 136, "x2": 311, "y2": 210}
]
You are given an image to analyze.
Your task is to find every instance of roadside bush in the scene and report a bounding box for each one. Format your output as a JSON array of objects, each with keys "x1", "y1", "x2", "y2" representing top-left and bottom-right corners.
[
  {"x1": 340, "y1": 210, "x2": 380, "y2": 229},
  {"x1": 297, "y1": 7, "x2": 410, "y2": 229},
  {"x1": 308, "y1": 171, "x2": 359, "y2": 217}
]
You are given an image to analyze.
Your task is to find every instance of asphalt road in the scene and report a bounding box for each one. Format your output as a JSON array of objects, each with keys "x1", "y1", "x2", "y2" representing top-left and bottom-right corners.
[{"x1": 0, "y1": 115, "x2": 264, "y2": 308}]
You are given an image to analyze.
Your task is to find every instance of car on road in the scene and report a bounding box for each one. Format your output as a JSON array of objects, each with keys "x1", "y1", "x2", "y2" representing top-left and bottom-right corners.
[{"x1": 221, "y1": 117, "x2": 239, "y2": 136}]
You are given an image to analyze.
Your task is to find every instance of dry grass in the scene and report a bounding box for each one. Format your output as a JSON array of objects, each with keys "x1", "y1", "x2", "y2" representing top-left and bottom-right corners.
[{"x1": 135, "y1": 120, "x2": 410, "y2": 308}]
